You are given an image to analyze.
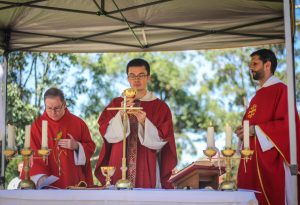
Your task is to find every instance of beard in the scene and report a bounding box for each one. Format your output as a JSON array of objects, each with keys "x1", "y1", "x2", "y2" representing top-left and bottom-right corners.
[{"x1": 252, "y1": 69, "x2": 264, "y2": 81}]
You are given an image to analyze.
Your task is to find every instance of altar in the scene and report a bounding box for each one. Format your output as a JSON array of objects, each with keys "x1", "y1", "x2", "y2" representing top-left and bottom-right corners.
[{"x1": 0, "y1": 189, "x2": 257, "y2": 205}]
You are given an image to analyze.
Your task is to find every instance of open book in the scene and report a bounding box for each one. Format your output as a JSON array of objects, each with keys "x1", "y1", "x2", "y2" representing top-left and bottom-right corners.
[{"x1": 36, "y1": 175, "x2": 59, "y2": 189}]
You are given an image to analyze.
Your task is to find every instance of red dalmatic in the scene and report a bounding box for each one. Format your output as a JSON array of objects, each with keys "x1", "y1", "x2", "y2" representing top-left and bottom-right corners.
[{"x1": 238, "y1": 83, "x2": 300, "y2": 205}]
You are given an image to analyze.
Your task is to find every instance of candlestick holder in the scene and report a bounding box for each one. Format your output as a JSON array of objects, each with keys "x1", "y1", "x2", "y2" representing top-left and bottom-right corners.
[
  {"x1": 38, "y1": 147, "x2": 50, "y2": 161},
  {"x1": 19, "y1": 149, "x2": 36, "y2": 189},
  {"x1": 240, "y1": 148, "x2": 254, "y2": 162},
  {"x1": 203, "y1": 147, "x2": 217, "y2": 161},
  {"x1": 219, "y1": 148, "x2": 237, "y2": 191},
  {"x1": 9, "y1": 147, "x2": 51, "y2": 189},
  {"x1": 3, "y1": 148, "x2": 17, "y2": 160}
]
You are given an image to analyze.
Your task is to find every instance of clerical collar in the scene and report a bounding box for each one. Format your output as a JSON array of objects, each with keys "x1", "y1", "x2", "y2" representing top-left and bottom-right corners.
[
  {"x1": 139, "y1": 91, "x2": 157, "y2": 101},
  {"x1": 257, "y1": 76, "x2": 282, "y2": 91}
]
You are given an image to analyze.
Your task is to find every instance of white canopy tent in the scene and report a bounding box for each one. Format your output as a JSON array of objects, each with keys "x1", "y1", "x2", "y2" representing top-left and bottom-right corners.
[
  {"x1": 0, "y1": 0, "x2": 285, "y2": 52},
  {"x1": 0, "y1": 0, "x2": 298, "y2": 203}
]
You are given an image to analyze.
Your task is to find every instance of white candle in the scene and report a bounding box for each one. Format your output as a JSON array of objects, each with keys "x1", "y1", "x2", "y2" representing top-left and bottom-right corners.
[
  {"x1": 7, "y1": 124, "x2": 16, "y2": 149},
  {"x1": 243, "y1": 120, "x2": 250, "y2": 149},
  {"x1": 225, "y1": 124, "x2": 232, "y2": 148},
  {"x1": 42, "y1": 120, "x2": 48, "y2": 148},
  {"x1": 207, "y1": 125, "x2": 215, "y2": 148},
  {"x1": 24, "y1": 125, "x2": 31, "y2": 149}
]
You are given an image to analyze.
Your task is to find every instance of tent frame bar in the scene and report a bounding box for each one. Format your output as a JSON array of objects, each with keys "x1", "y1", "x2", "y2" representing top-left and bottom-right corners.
[
  {"x1": 0, "y1": 0, "x2": 172, "y2": 16},
  {"x1": 284, "y1": 0, "x2": 298, "y2": 204},
  {"x1": 0, "y1": 29, "x2": 9, "y2": 188},
  {"x1": 0, "y1": 16, "x2": 284, "y2": 52}
]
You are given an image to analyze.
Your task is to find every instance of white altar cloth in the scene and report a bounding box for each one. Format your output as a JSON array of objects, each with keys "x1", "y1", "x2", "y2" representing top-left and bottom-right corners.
[{"x1": 0, "y1": 189, "x2": 258, "y2": 205}]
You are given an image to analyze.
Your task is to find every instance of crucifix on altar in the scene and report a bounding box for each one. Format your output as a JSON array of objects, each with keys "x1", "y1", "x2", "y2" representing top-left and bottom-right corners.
[{"x1": 106, "y1": 88, "x2": 142, "y2": 189}]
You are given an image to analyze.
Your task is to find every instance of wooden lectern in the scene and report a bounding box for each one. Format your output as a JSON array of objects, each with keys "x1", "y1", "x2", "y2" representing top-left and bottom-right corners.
[{"x1": 169, "y1": 160, "x2": 225, "y2": 189}]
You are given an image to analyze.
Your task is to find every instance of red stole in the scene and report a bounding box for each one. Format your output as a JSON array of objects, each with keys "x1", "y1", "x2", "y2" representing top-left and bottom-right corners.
[{"x1": 127, "y1": 100, "x2": 141, "y2": 186}]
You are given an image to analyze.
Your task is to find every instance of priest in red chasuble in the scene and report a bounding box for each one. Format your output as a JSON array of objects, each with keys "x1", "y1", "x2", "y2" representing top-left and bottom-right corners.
[
  {"x1": 235, "y1": 49, "x2": 300, "y2": 205},
  {"x1": 22, "y1": 88, "x2": 96, "y2": 189},
  {"x1": 95, "y1": 58, "x2": 177, "y2": 188}
]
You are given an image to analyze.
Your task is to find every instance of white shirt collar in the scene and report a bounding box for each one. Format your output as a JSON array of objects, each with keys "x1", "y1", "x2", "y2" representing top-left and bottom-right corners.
[{"x1": 257, "y1": 75, "x2": 282, "y2": 91}]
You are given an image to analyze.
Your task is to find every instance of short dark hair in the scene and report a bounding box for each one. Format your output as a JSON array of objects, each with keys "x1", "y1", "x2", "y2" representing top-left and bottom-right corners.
[
  {"x1": 250, "y1": 49, "x2": 277, "y2": 74},
  {"x1": 126, "y1": 58, "x2": 150, "y2": 75},
  {"x1": 44, "y1": 87, "x2": 65, "y2": 102}
]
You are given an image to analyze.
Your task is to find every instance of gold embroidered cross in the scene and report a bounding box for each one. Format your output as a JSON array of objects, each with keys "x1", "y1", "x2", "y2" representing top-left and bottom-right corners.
[{"x1": 247, "y1": 104, "x2": 257, "y2": 119}]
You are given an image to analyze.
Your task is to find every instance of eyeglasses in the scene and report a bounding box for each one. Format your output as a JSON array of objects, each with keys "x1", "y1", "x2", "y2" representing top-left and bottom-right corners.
[
  {"x1": 127, "y1": 73, "x2": 148, "y2": 80},
  {"x1": 46, "y1": 103, "x2": 64, "y2": 113}
]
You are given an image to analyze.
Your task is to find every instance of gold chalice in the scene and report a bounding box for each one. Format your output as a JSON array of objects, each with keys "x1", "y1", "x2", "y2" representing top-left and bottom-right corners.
[
  {"x1": 101, "y1": 166, "x2": 116, "y2": 187},
  {"x1": 123, "y1": 88, "x2": 136, "y2": 98}
]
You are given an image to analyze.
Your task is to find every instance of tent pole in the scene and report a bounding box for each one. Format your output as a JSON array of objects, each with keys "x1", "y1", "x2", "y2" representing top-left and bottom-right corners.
[
  {"x1": 0, "y1": 30, "x2": 10, "y2": 189},
  {"x1": 284, "y1": 0, "x2": 298, "y2": 204}
]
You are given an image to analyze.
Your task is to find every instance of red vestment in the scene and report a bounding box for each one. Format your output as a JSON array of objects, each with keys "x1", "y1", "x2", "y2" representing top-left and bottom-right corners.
[
  {"x1": 94, "y1": 97, "x2": 177, "y2": 188},
  {"x1": 24, "y1": 109, "x2": 95, "y2": 188},
  {"x1": 238, "y1": 82, "x2": 300, "y2": 205}
]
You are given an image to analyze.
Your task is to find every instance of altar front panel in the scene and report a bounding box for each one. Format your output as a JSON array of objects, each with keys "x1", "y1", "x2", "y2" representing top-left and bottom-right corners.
[{"x1": 0, "y1": 189, "x2": 258, "y2": 205}]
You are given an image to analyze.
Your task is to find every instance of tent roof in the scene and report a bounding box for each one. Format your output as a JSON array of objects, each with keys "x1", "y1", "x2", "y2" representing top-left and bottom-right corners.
[{"x1": 0, "y1": 0, "x2": 284, "y2": 53}]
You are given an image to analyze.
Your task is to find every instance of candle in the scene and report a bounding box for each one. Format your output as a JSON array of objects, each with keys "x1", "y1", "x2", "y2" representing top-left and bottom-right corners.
[
  {"x1": 207, "y1": 124, "x2": 215, "y2": 148},
  {"x1": 243, "y1": 120, "x2": 250, "y2": 148},
  {"x1": 225, "y1": 124, "x2": 232, "y2": 148},
  {"x1": 42, "y1": 120, "x2": 48, "y2": 148},
  {"x1": 7, "y1": 124, "x2": 16, "y2": 149},
  {"x1": 24, "y1": 125, "x2": 31, "y2": 149}
]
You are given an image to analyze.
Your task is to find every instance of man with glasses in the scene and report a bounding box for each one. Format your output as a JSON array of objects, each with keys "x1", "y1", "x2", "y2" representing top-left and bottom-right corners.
[
  {"x1": 25, "y1": 87, "x2": 96, "y2": 189},
  {"x1": 95, "y1": 58, "x2": 177, "y2": 189},
  {"x1": 235, "y1": 49, "x2": 300, "y2": 205}
]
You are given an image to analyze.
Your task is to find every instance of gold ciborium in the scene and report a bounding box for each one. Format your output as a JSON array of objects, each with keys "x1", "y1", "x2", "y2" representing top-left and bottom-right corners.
[
  {"x1": 123, "y1": 88, "x2": 136, "y2": 98},
  {"x1": 101, "y1": 166, "x2": 116, "y2": 188}
]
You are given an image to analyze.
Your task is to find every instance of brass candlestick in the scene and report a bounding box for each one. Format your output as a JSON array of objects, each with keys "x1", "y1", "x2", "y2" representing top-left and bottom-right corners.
[
  {"x1": 203, "y1": 147, "x2": 217, "y2": 161},
  {"x1": 240, "y1": 148, "x2": 254, "y2": 162},
  {"x1": 219, "y1": 148, "x2": 237, "y2": 191},
  {"x1": 38, "y1": 147, "x2": 50, "y2": 161},
  {"x1": 19, "y1": 149, "x2": 36, "y2": 189},
  {"x1": 3, "y1": 148, "x2": 17, "y2": 160}
]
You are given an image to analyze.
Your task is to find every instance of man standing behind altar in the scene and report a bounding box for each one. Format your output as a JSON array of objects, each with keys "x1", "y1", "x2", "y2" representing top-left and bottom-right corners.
[
  {"x1": 235, "y1": 49, "x2": 300, "y2": 205},
  {"x1": 22, "y1": 87, "x2": 96, "y2": 189},
  {"x1": 95, "y1": 58, "x2": 177, "y2": 188}
]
